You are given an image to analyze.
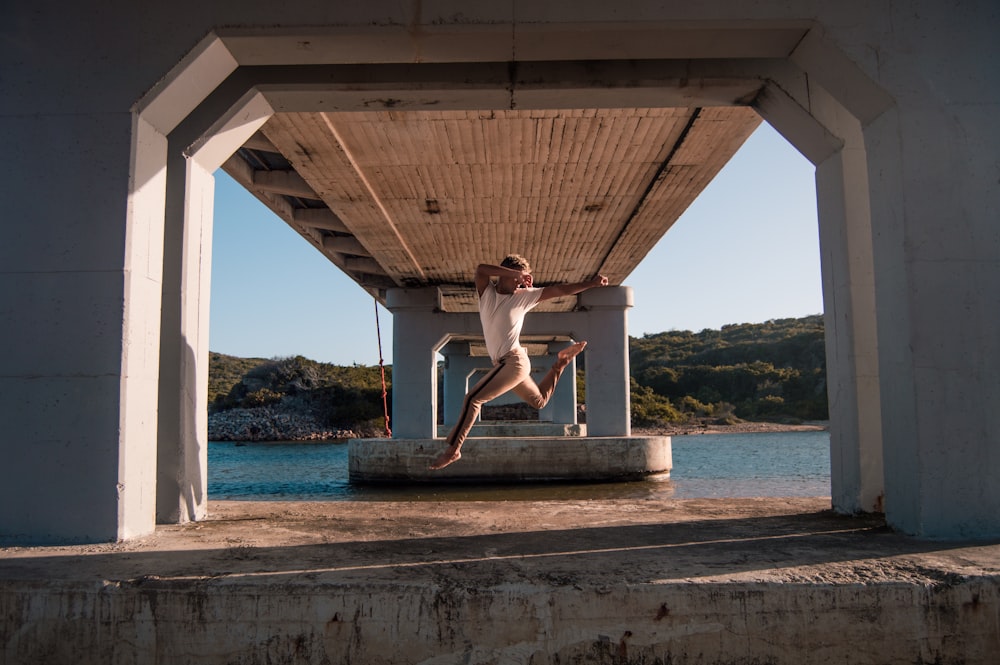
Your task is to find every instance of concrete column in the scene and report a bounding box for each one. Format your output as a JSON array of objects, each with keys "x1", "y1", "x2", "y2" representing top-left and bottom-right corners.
[
  {"x1": 0, "y1": 115, "x2": 163, "y2": 544},
  {"x1": 157, "y1": 151, "x2": 212, "y2": 525},
  {"x1": 755, "y1": 56, "x2": 888, "y2": 517},
  {"x1": 537, "y1": 342, "x2": 577, "y2": 424},
  {"x1": 576, "y1": 287, "x2": 633, "y2": 437},
  {"x1": 440, "y1": 341, "x2": 473, "y2": 428},
  {"x1": 385, "y1": 291, "x2": 490, "y2": 437},
  {"x1": 385, "y1": 289, "x2": 450, "y2": 439},
  {"x1": 866, "y1": 104, "x2": 1000, "y2": 538},
  {"x1": 815, "y1": 145, "x2": 884, "y2": 515},
  {"x1": 157, "y1": 90, "x2": 272, "y2": 524}
]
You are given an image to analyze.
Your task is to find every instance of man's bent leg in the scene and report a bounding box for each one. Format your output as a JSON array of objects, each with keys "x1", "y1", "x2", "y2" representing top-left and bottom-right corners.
[
  {"x1": 519, "y1": 341, "x2": 588, "y2": 409},
  {"x1": 429, "y1": 352, "x2": 529, "y2": 469}
]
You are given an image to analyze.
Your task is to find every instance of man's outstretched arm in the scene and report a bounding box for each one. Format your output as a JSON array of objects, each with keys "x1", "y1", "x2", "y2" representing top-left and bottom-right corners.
[{"x1": 539, "y1": 274, "x2": 609, "y2": 301}]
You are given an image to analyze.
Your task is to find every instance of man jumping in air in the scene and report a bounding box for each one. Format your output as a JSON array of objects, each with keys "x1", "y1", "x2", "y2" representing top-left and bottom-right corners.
[{"x1": 429, "y1": 254, "x2": 608, "y2": 470}]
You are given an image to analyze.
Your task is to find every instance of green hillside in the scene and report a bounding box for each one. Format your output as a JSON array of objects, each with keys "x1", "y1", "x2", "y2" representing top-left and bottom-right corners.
[{"x1": 630, "y1": 315, "x2": 827, "y2": 424}]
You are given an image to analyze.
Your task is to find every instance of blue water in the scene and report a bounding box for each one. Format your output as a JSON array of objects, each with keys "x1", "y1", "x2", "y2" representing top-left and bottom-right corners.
[{"x1": 208, "y1": 430, "x2": 831, "y2": 501}]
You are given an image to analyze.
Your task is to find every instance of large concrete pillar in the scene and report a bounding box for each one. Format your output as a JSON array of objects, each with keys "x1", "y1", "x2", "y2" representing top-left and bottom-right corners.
[
  {"x1": 386, "y1": 290, "x2": 441, "y2": 438},
  {"x1": 815, "y1": 144, "x2": 884, "y2": 515},
  {"x1": 866, "y1": 102, "x2": 1000, "y2": 538},
  {"x1": 755, "y1": 38, "x2": 891, "y2": 517},
  {"x1": 386, "y1": 289, "x2": 487, "y2": 439},
  {"x1": 157, "y1": 90, "x2": 272, "y2": 524},
  {"x1": 0, "y1": 111, "x2": 161, "y2": 544},
  {"x1": 575, "y1": 287, "x2": 633, "y2": 437}
]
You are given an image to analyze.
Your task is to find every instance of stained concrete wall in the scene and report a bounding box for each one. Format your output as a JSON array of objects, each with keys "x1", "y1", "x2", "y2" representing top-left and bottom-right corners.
[
  {"x1": 3, "y1": 498, "x2": 998, "y2": 664},
  {"x1": 7, "y1": 578, "x2": 997, "y2": 664},
  {"x1": 1, "y1": 1, "x2": 997, "y2": 541}
]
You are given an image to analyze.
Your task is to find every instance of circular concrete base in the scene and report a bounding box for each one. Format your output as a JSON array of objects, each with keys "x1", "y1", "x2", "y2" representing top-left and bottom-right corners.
[{"x1": 348, "y1": 436, "x2": 671, "y2": 483}]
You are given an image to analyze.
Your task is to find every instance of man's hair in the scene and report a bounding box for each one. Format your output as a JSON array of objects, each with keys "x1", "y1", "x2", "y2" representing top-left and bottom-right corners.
[{"x1": 500, "y1": 254, "x2": 531, "y2": 273}]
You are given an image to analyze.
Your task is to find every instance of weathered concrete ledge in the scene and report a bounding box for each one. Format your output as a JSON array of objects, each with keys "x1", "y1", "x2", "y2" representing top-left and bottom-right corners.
[
  {"x1": 348, "y1": 436, "x2": 671, "y2": 483},
  {"x1": 1, "y1": 498, "x2": 998, "y2": 664}
]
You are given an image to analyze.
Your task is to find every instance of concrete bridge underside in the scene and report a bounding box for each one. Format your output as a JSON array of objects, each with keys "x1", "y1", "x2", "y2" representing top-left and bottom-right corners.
[{"x1": 1, "y1": 1, "x2": 998, "y2": 547}]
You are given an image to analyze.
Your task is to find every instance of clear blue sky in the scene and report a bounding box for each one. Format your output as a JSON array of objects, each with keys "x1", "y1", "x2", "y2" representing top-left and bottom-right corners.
[{"x1": 209, "y1": 121, "x2": 822, "y2": 366}]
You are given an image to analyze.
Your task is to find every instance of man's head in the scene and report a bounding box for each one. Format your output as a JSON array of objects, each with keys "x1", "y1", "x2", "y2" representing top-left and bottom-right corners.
[
  {"x1": 500, "y1": 254, "x2": 531, "y2": 273},
  {"x1": 498, "y1": 254, "x2": 532, "y2": 291}
]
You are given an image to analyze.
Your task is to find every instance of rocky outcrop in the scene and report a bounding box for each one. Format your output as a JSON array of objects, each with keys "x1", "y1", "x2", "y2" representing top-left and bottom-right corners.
[{"x1": 208, "y1": 406, "x2": 356, "y2": 441}]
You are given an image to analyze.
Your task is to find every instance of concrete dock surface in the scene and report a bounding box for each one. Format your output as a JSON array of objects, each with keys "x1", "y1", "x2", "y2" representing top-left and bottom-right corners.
[{"x1": 2, "y1": 497, "x2": 999, "y2": 663}]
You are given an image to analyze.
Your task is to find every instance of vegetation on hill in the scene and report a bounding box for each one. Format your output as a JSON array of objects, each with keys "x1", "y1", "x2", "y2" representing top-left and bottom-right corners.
[
  {"x1": 208, "y1": 315, "x2": 827, "y2": 438},
  {"x1": 629, "y1": 315, "x2": 827, "y2": 426}
]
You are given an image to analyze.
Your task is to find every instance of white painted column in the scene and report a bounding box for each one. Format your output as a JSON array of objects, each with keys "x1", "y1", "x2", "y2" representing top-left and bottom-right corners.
[
  {"x1": 815, "y1": 144, "x2": 885, "y2": 515},
  {"x1": 386, "y1": 288, "x2": 447, "y2": 439},
  {"x1": 156, "y1": 154, "x2": 215, "y2": 524},
  {"x1": 576, "y1": 287, "x2": 633, "y2": 437},
  {"x1": 156, "y1": 90, "x2": 272, "y2": 523}
]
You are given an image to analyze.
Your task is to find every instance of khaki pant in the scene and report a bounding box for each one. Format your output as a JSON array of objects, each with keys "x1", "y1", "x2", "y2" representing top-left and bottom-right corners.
[{"x1": 445, "y1": 348, "x2": 566, "y2": 449}]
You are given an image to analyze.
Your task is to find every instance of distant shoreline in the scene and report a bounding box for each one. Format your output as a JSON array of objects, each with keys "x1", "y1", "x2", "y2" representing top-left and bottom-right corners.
[{"x1": 633, "y1": 420, "x2": 829, "y2": 437}]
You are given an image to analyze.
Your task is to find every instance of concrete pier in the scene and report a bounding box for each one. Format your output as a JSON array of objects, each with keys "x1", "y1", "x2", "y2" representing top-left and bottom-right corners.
[
  {"x1": 2, "y1": 498, "x2": 997, "y2": 664},
  {"x1": 349, "y1": 436, "x2": 671, "y2": 483}
]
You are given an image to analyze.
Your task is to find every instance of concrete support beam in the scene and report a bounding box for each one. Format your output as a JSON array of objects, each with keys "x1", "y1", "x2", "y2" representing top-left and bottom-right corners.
[
  {"x1": 322, "y1": 235, "x2": 371, "y2": 257},
  {"x1": 293, "y1": 208, "x2": 349, "y2": 232},
  {"x1": 251, "y1": 169, "x2": 317, "y2": 199},
  {"x1": 241, "y1": 131, "x2": 278, "y2": 153},
  {"x1": 343, "y1": 257, "x2": 387, "y2": 275}
]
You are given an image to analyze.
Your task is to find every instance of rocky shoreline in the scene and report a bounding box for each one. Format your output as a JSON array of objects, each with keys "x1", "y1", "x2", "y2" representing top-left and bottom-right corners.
[{"x1": 208, "y1": 406, "x2": 358, "y2": 442}]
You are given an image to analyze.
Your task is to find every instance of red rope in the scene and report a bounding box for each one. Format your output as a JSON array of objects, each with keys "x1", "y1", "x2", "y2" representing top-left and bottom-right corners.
[{"x1": 374, "y1": 298, "x2": 392, "y2": 438}]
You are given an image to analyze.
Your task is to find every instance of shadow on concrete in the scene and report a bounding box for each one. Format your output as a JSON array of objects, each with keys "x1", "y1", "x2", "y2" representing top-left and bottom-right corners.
[{"x1": 4, "y1": 502, "x2": 994, "y2": 589}]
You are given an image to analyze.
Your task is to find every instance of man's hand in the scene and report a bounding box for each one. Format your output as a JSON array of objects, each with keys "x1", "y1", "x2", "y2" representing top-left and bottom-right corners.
[{"x1": 591, "y1": 274, "x2": 609, "y2": 287}]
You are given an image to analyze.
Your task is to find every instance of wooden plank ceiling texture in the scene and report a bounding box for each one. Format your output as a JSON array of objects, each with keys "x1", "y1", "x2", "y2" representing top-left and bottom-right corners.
[{"x1": 227, "y1": 106, "x2": 760, "y2": 312}]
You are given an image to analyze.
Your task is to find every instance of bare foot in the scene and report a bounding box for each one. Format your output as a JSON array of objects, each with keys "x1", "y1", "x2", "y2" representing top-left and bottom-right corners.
[
  {"x1": 555, "y1": 341, "x2": 587, "y2": 370},
  {"x1": 429, "y1": 445, "x2": 462, "y2": 470}
]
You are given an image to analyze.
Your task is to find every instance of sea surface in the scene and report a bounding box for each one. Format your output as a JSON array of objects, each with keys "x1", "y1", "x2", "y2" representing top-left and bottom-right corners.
[{"x1": 208, "y1": 430, "x2": 831, "y2": 501}]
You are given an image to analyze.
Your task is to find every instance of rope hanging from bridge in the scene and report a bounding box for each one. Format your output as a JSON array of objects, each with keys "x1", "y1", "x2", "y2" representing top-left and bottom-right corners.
[{"x1": 374, "y1": 297, "x2": 392, "y2": 438}]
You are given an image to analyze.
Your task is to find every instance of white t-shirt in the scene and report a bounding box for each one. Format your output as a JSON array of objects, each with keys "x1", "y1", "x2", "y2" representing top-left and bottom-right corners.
[{"x1": 478, "y1": 283, "x2": 544, "y2": 363}]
